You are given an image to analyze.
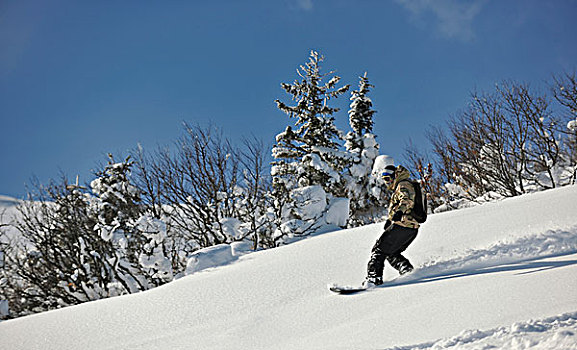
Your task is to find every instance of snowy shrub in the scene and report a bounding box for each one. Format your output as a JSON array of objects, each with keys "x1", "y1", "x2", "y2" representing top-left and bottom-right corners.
[
  {"x1": 134, "y1": 214, "x2": 173, "y2": 283},
  {"x1": 0, "y1": 156, "x2": 177, "y2": 318},
  {"x1": 568, "y1": 118, "x2": 577, "y2": 132},
  {"x1": 290, "y1": 185, "x2": 327, "y2": 221},
  {"x1": 271, "y1": 185, "x2": 350, "y2": 245},
  {"x1": 1, "y1": 181, "x2": 113, "y2": 317},
  {"x1": 185, "y1": 244, "x2": 233, "y2": 275},
  {"x1": 0, "y1": 299, "x2": 8, "y2": 319},
  {"x1": 272, "y1": 185, "x2": 330, "y2": 244},
  {"x1": 324, "y1": 197, "x2": 350, "y2": 228},
  {"x1": 184, "y1": 239, "x2": 256, "y2": 275}
]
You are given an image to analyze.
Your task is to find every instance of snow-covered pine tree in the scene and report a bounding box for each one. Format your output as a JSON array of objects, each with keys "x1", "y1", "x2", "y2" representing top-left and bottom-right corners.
[
  {"x1": 348, "y1": 72, "x2": 375, "y2": 141},
  {"x1": 91, "y1": 155, "x2": 141, "y2": 236},
  {"x1": 344, "y1": 73, "x2": 383, "y2": 226},
  {"x1": 271, "y1": 126, "x2": 301, "y2": 207},
  {"x1": 273, "y1": 50, "x2": 350, "y2": 197},
  {"x1": 90, "y1": 155, "x2": 173, "y2": 291},
  {"x1": 270, "y1": 51, "x2": 351, "y2": 243}
]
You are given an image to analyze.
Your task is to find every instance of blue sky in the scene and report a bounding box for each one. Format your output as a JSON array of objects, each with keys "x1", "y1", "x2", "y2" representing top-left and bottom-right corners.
[{"x1": 1, "y1": 0, "x2": 576, "y2": 198}]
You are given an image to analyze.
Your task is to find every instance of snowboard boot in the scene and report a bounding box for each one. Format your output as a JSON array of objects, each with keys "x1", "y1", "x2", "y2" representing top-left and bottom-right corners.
[
  {"x1": 388, "y1": 254, "x2": 414, "y2": 276},
  {"x1": 398, "y1": 265, "x2": 413, "y2": 275},
  {"x1": 362, "y1": 276, "x2": 383, "y2": 289}
]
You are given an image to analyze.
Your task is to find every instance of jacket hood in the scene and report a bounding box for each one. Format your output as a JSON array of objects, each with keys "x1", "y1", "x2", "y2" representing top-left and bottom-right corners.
[{"x1": 390, "y1": 165, "x2": 411, "y2": 190}]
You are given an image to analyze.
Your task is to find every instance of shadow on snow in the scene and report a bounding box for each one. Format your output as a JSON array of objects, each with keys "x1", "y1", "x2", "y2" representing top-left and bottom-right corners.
[{"x1": 383, "y1": 252, "x2": 577, "y2": 289}]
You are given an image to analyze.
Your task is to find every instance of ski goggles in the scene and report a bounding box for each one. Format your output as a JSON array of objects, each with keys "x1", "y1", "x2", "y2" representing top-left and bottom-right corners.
[{"x1": 381, "y1": 170, "x2": 395, "y2": 182}]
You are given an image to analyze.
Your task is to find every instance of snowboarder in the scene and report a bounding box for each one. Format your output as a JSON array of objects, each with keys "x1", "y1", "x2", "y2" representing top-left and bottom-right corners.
[{"x1": 364, "y1": 165, "x2": 421, "y2": 288}]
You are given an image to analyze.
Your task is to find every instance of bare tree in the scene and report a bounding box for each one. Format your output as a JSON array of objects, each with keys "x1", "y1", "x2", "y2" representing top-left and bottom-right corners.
[
  {"x1": 1, "y1": 158, "x2": 172, "y2": 318},
  {"x1": 427, "y1": 79, "x2": 569, "y2": 206},
  {"x1": 498, "y1": 81, "x2": 560, "y2": 189},
  {"x1": 434, "y1": 90, "x2": 521, "y2": 198},
  {"x1": 404, "y1": 140, "x2": 444, "y2": 211},
  {"x1": 552, "y1": 71, "x2": 577, "y2": 117},
  {"x1": 238, "y1": 137, "x2": 274, "y2": 249},
  {"x1": 551, "y1": 71, "x2": 577, "y2": 184},
  {"x1": 2, "y1": 179, "x2": 117, "y2": 317},
  {"x1": 132, "y1": 145, "x2": 163, "y2": 219},
  {"x1": 133, "y1": 123, "x2": 272, "y2": 251},
  {"x1": 149, "y1": 124, "x2": 238, "y2": 248}
]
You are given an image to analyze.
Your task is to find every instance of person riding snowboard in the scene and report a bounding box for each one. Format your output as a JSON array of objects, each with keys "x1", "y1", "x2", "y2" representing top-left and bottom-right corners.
[{"x1": 364, "y1": 164, "x2": 421, "y2": 288}]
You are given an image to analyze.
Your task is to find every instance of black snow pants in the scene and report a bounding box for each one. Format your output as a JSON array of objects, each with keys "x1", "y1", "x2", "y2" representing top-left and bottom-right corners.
[{"x1": 367, "y1": 224, "x2": 418, "y2": 278}]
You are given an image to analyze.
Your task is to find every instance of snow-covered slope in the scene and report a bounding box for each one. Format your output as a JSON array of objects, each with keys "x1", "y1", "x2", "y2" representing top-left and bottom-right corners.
[
  {"x1": 1, "y1": 186, "x2": 577, "y2": 349},
  {"x1": 0, "y1": 195, "x2": 19, "y2": 208}
]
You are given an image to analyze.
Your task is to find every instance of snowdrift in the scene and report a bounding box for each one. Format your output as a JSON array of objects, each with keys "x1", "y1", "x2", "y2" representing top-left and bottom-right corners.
[{"x1": 1, "y1": 185, "x2": 577, "y2": 349}]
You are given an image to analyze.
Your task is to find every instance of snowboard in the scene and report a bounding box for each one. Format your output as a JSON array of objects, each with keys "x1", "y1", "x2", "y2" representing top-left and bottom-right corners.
[
  {"x1": 327, "y1": 283, "x2": 368, "y2": 295},
  {"x1": 328, "y1": 273, "x2": 410, "y2": 294}
]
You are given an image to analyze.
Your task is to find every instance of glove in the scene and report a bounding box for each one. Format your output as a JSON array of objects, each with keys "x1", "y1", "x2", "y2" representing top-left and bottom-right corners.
[
  {"x1": 384, "y1": 219, "x2": 392, "y2": 230},
  {"x1": 392, "y1": 210, "x2": 404, "y2": 222}
]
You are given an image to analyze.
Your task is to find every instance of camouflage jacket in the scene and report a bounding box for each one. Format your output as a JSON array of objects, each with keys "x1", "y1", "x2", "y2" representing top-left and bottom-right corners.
[{"x1": 387, "y1": 166, "x2": 420, "y2": 229}]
